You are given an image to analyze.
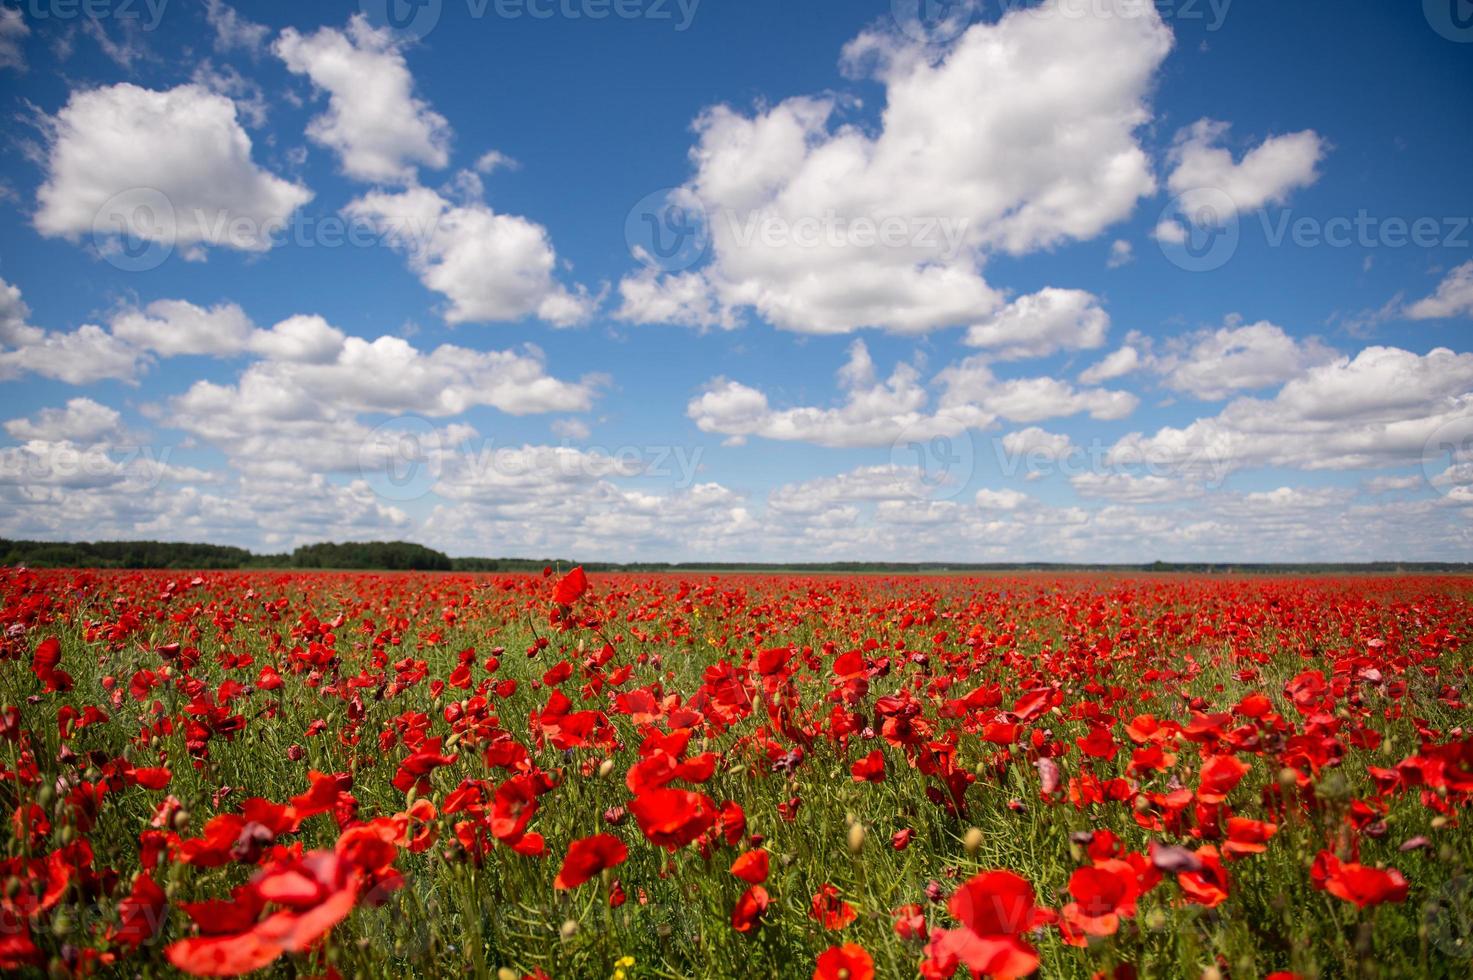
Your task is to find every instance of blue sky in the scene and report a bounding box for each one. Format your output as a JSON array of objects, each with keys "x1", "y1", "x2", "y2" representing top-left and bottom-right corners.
[{"x1": 0, "y1": 0, "x2": 1470, "y2": 561}]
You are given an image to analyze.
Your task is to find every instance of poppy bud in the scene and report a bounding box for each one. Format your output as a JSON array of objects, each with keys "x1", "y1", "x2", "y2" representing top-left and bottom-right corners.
[
  {"x1": 1200, "y1": 968, "x2": 1222, "y2": 980},
  {"x1": 962, "y1": 827, "x2": 983, "y2": 855},
  {"x1": 172, "y1": 809, "x2": 190, "y2": 831},
  {"x1": 599, "y1": 758, "x2": 616, "y2": 778},
  {"x1": 560, "y1": 919, "x2": 579, "y2": 941},
  {"x1": 847, "y1": 823, "x2": 866, "y2": 852},
  {"x1": 498, "y1": 970, "x2": 519, "y2": 980}
]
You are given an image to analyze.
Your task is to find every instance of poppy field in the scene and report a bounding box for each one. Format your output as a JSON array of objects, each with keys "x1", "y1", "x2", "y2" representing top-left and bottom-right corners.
[{"x1": 2, "y1": 567, "x2": 1472, "y2": 979}]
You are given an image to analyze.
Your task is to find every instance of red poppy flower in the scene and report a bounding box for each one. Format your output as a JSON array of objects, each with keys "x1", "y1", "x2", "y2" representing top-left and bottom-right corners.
[
  {"x1": 554, "y1": 833, "x2": 627, "y2": 889},
  {"x1": 1063, "y1": 860, "x2": 1139, "y2": 937},
  {"x1": 630, "y1": 788, "x2": 717, "y2": 851},
  {"x1": 923, "y1": 869, "x2": 1041, "y2": 980},
  {"x1": 814, "y1": 943, "x2": 874, "y2": 980},
  {"x1": 491, "y1": 776, "x2": 542, "y2": 842},
  {"x1": 730, "y1": 849, "x2": 769, "y2": 884},
  {"x1": 1314, "y1": 851, "x2": 1410, "y2": 908},
  {"x1": 731, "y1": 885, "x2": 770, "y2": 933},
  {"x1": 1197, "y1": 754, "x2": 1250, "y2": 804},
  {"x1": 553, "y1": 567, "x2": 589, "y2": 606},
  {"x1": 31, "y1": 636, "x2": 73, "y2": 694},
  {"x1": 892, "y1": 903, "x2": 928, "y2": 941},
  {"x1": 810, "y1": 883, "x2": 857, "y2": 930},
  {"x1": 850, "y1": 750, "x2": 886, "y2": 783},
  {"x1": 1222, "y1": 817, "x2": 1278, "y2": 858},
  {"x1": 1177, "y1": 846, "x2": 1230, "y2": 908},
  {"x1": 107, "y1": 873, "x2": 167, "y2": 949}
]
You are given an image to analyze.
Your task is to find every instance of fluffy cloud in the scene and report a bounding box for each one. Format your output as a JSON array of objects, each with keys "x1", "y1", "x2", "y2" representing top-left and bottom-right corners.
[
  {"x1": 4, "y1": 398, "x2": 122, "y2": 443},
  {"x1": 619, "y1": 0, "x2": 1172, "y2": 334},
  {"x1": 688, "y1": 341, "x2": 1137, "y2": 449},
  {"x1": 0, "y1": 276, "x2": 36, "y2": 347},
  {"x1": 1078, "y1": 346, "x2": 1142, "y2": 385},
  {"x1": 1081, "y1": 321, "x2": 1337, "y2": 400},
  {"x1": 1406, "y1": 261, "x2": 1473, "y2": 320},
  {"x1": 275, "y1": 16, "x2": 451, "y2": 184},
  {"x1": 1107, "y1": 239, "x2": 1134, "y2": 268},
  {"x1": 1000, "y1": 426, "x2": 1075, "y2": 462},
  {"x1": 688, "y1": 342, "x2": 954, "y2": 449},
  {"x1": 0, "y1": 324, "x2": 145, "y2": 385},
  {"x1": 345, "y1": 186, "x2": 593, "y2": 325},
  {"x1": 110, "y1": 300, "x2": 256, "y2": 358},
  {"x1": 35, "y1": 83, "x2": 312, "y2": 257},
  {"x1": 205, "y1": 0, "x2": 269, "y2": 55},
  {"x1": 161, "y1": 327, "x2": 598, "y2": 481},
  {"x1": 0, "y1": 6, "x2": 29, "y2": 71},
  {"x1": 1165, "y1": 119, "x2": 1326, "y2": 218},
  {"x1": 963, "y1": 288, "x2": 1109, "y2": 359},
  {"x1": 1108, "y1": 345, "x2": 1473, "y2": 475},
  {"x1": 936, "y1": 357, "x2": 1138, "y2": 423},
  {"x1": 615, "y1": 269, "x2": 735, "y2": 331}
]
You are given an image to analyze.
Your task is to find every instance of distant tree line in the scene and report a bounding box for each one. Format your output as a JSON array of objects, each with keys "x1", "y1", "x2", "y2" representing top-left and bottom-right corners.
[
  {"x1": 0, "y1": 538, "x2": 453, "y2": 571},
  {"x1": 1, "y1": 538, "x2": 1469, "y2": 574}
]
